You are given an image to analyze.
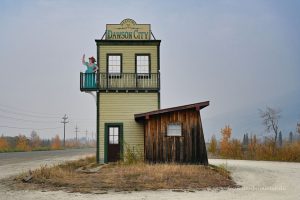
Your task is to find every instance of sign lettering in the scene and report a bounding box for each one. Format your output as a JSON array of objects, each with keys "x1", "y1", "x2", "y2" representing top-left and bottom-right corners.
[{"x1": 106, "y1": 19, "x2": 151, "y2": 40}]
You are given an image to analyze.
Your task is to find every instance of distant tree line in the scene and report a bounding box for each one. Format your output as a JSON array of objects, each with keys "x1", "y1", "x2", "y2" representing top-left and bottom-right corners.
[
  {"x1": 208, "y1": 107, "x2": 300, "y2": 162},
  {"x1": 0, "y1": 131, "x2": 96, "y2": 153}
]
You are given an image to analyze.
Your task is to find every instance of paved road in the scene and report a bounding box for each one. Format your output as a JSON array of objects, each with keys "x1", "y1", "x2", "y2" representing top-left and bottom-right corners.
[
  {"x1": 0, "y1": 151, "x2": 299, "y2": 200},
  {"x1": 0, "y1": 148, "x2": 96, "y2": 166},
  {"x1": 0, "y1": 148, "x2": 95, "y2": 179}
]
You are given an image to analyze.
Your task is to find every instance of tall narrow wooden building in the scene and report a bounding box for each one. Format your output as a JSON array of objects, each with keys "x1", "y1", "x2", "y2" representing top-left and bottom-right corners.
[{"x1": 80, "y1": 19, "x2": 209, "y2": 164}]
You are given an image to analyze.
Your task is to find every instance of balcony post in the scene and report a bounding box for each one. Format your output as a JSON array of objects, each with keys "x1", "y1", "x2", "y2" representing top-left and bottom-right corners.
[
  {"x1": 106, "y1": 72, "x2": 108, "y2": 90},
  {"x1": 135, "y1": 73, "x2": 138, "y2": 89},
  {"x1": 158, "y1": 73, "x2": 160, "y2": 89}
]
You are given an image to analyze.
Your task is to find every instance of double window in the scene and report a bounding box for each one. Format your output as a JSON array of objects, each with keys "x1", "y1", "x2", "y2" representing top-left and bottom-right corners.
[{"x1": 107, "y1": 54, "x2": 151, "y2": 77}]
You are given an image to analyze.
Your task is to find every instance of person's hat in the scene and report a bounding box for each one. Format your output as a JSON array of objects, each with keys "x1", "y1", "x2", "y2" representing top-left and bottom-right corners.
[{"x1": 89, "y1": 56, "x2": 96, "y2": 63}]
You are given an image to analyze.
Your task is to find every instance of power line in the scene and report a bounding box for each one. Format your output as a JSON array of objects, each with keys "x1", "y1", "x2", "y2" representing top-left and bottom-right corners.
[
  {"x1": 0, "y1": 104, "x2": 96, "y2": 124},
  {"x1": 0, "y1": 125, "x2": 62, "y2": 130},
  {"x1": 0, "y1": 107, "x2": 60, "y2": 119},
  {"x1": 70, "y1": 117, "x2": 96, "y2": 121},
  {"x1": 0, "y1": 103, "x2": 60, "y2": 117},
  {"x1": 0, "y1": 114, "x2": 58, "y2": 123}
]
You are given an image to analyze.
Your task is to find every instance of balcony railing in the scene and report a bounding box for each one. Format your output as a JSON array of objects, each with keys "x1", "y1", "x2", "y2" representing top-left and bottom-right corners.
[{"x1": 80, "y1": 72, "x2": 160, "y2": 92}]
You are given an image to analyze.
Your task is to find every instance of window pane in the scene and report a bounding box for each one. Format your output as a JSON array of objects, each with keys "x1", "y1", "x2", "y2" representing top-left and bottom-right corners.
[
  {"x1": 108, "y1": 55, "x2": 121, "y2": 73},
  {"x1": 167, "y1": 124, "x2": 182, "y2": 136},
  {"x1": 114, "y1": 137, "x2": 119, "y2": 144},
  {"x1": 109, "y1": 127, "x2": 114, "y2": 136},
  {"x1": 114, "y1": 127, "x2": 119, "y2": 136},
  {"x1": 109, "y1": 136, "x2": 114, "y2": 144},
  {"x1": 136, "y1": 55, "x2": 149, "y2": 74}
]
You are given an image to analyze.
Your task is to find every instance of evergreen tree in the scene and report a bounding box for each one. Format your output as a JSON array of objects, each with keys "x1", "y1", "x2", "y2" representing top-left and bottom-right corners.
[
  {"x1": 289, "y1": 131, "x2": 293, "y2": 143},
  {"x1": 242, "y1": 134, "x2": 246, "y2": 146},
  {"x1": 278, "y1": 131, "x2": 283, "y2": 147},
  {"x1": 245, "y1": 133, "x2": 249, "y2": 145}
]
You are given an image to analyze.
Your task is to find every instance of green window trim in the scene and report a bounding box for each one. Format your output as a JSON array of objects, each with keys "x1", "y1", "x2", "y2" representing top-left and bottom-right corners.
[
  {"x1": 135, "y1": 53, "x2": 151, "y2": 78},
  {"x1": 106, "y1": 53, "x2": 123, "y2": 74},
  {"x1": 104, "y1": 122, "x2": 124, "y2": 163}
]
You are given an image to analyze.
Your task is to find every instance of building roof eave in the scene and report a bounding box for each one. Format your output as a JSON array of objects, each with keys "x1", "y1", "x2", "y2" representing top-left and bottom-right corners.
[{"x1": 134, "y1": 101, "x2": 209, "y2": 121}]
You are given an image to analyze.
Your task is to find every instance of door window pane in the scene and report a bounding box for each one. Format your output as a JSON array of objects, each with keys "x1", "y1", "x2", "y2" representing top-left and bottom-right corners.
[
  {"x1": 114, "y1": 127, "x2": 119, "y2": 136},
  {"x1": 109, "y1": 136, "x2": 114, "y2": 144},
  {"x1": 109, "y1": 126, "x2": 119, "y2": 144},
  {"x1": 114, "y1": 137, "x2": 119, "y2": 144}
]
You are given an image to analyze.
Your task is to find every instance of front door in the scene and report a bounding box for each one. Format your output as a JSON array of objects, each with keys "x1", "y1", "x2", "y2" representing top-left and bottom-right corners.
[{"x1": 108, "y1": 126, "x2": 121, "y2": 162}]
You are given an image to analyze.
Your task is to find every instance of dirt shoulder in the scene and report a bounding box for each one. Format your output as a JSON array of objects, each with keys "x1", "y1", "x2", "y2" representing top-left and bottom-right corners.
[
  {"x1": 1, "y1": 159, "x2": 299, "y2": 200},
  {"x1": 3, "y1": 157, "x2": 237, "y2": 193}
]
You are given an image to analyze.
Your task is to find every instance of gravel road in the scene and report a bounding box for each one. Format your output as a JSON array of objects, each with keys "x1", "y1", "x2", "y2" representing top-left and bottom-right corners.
[{"x1": 0, "y1": 150, "x2": 299, "y2": 200}]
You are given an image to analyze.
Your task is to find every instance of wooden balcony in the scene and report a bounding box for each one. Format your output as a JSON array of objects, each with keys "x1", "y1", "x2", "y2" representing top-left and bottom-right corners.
[{"x1": 80, "y1": 72, "x2": 160, "y2": 92}]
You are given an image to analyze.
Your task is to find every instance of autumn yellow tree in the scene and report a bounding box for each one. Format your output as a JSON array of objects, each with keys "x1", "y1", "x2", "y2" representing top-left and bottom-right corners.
[
  {"x1": 248, "y1": 134, "x2": 257, "y2": 159},
  {"x1": 16, "y1": 134, "x2": 31, "y2": 151},
  {"x1": 220, "y1": 125, "x2": 232, "y2": 157},
  {"x1": 208, "y1": 134, "x2": 217, "y2": 154},
  {"x1": 0, "y1": 136, "x2": 9, "y2": 152},
  {"x1": 51, "y1": 135, "x2": 61, "y2": 150},
  {"x1": 228, "y1": 139, "x2": 243, "y2": 159}
]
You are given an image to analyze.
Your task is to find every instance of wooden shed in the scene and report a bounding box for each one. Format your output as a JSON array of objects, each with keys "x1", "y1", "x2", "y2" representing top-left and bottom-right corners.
[{"x1": 135, "y1": 101, "x2": 209, "y2": 165}]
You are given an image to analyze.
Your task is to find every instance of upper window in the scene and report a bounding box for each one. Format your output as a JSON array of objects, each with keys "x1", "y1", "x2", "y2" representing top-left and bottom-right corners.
[
  {"x1": 167, "y1": 123, "x2": 182, "y2": 137},
  {"x1": 136, "y1": 55, "x2": 150, "y2": 74},
  {"x1": 108, "y1": 55, "x2": 121, "y2": 74}
]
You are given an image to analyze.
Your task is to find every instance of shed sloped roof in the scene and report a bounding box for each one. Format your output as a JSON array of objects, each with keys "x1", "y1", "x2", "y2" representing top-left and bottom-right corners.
[{"x1": 134, "y1": 101, "x2": 209, "y2": 121}]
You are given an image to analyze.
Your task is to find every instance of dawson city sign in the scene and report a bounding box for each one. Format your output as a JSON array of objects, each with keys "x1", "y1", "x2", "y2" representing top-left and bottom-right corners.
[{"x1": 106, "y1": 19, "x2": 151, "y2": 40}]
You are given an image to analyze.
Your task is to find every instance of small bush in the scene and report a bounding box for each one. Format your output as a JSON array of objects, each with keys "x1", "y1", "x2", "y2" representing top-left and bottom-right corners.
[
  {"x1": 122, "y1": 143, "x2": 143, "y2": 165},
  {"x1": 51, "y1": 135, "x2": 61, "y2": 150}
]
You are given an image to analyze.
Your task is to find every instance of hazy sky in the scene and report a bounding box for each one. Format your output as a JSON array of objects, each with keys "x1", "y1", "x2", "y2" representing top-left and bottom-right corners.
[{"x1": 0, "y1": 0, "x2": 299, "y2": 141}]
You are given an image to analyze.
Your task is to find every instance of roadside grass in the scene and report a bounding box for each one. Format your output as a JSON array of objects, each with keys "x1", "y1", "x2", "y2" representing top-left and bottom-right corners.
[
  {"x1": 8, "y1": 156, "x2": 237, "y2": 193},
  {"x1": 208, "y1": 141, "x2": 300, "y2": 162}
]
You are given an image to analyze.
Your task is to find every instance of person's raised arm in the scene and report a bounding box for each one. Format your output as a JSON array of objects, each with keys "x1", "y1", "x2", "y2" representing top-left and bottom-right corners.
[{"x1": 82, "y1": 54, "x2": 86, "y2": 65}]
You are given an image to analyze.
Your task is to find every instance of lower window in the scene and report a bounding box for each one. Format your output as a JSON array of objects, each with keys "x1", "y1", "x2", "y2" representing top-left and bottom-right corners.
[{"x1": 167, "y1": 123, "x2": 182, "y2": 136}]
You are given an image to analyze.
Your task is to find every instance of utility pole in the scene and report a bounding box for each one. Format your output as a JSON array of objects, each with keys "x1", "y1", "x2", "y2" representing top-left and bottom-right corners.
[
  {"x1": 61, "y1": 114, "x2": 69, "y2": 148},
  {"x1": 85, "y1": 129, "x2": 88, "y2": 143},
  {"x1": 75, "y1": 125, "x2": 79, "y2": 142}
]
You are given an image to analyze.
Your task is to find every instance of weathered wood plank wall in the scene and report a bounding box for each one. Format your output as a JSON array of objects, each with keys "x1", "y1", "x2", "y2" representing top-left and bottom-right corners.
[{"x1": 144, "y1": 109, "x2": 208, "y2": 165}]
